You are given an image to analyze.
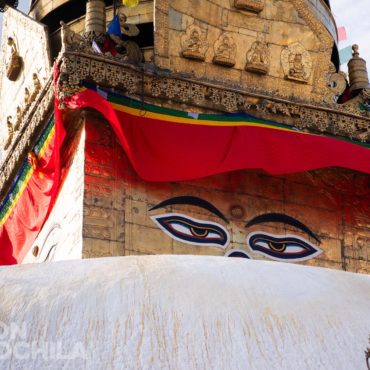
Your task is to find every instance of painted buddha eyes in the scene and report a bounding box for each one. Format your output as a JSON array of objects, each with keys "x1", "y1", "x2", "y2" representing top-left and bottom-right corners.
[
  {"x1": 247, "y1": 232, "x2": 322, "y2": 262},
  {"x1": 150, "y1": 197, "x2": 322, "y2": 262},
  {"x1": 151, "y1": 213, "x2": 230, "y2": 247}
]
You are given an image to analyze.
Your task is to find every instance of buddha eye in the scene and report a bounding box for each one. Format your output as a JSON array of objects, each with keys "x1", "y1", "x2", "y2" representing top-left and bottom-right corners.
[
  {"x1": 151, "y1": 213, "x2": 229, "y2": 248},
  {"x1": 247, "y1": 231, "x2": 322, "y2": 262}
]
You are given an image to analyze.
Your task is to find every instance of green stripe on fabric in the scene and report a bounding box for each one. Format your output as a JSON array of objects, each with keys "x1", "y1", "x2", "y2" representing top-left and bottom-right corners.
[
  {"x1": 0, "y1": 163, "x2": 32, "y2": 220},
  {"x1": 107, "y1": 93, "x2": 289, "y2": 128},
  {"x1": 100, "y1": 87, "x2": 370, "y2": 149},
  {"x1": 0, "y1": 117, "x2": 55, "y2": 223}
]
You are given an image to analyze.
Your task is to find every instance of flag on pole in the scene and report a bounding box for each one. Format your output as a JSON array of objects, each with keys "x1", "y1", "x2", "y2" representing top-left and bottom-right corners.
[
  {"x1": 339, "y1": 45, "x2": 353, "y2": 65},
  {"x1": 337, "y1": 26, "x2": 347, "y2": 42},
  {"x1": 107, "y1": 15, "x2": 122, "y2": 36}
]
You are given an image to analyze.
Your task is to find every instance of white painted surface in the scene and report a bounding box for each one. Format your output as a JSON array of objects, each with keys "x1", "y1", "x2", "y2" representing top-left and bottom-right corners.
[
  {"x1": 0, "y1": 8, "x2": 51, "y2": 146},
  {"x1": 23, "y1": 129, "x2": 85, "y2": 263},
  {"x1": 0, "y1": 255, "x2": 369, "y2": 369}
]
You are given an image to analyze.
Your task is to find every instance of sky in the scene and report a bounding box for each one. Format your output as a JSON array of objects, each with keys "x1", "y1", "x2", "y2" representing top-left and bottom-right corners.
[
  {"x1": 330, "y1": 0, "x2": 370, "y2": 71},
  {"x1": 0, "y1": 0, "x2": 369, "y2": 72}
]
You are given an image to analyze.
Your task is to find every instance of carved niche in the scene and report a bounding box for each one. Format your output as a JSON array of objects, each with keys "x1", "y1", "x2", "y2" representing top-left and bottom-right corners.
[
  {"x1": 245, "y1": 41, "x2": 269, "y2": 75},
  {"x1": 234, "y1": 0, "x2": 264, "y2": 13},
  {"x1": 181, "y1": 25, "x2": 208, "y2": 62},
  {"x1": 5, "y1": 37, "x2": 22, "y2": 81},
  {"x1": 281, "y1": 42, "x2": 312, "y2": 83},
  {"x1": 212, "y1": 34, "x2": 236, "y2": 68}
]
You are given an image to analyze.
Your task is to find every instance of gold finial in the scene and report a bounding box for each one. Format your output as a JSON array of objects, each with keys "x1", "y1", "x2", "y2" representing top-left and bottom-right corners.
[
  {"x1": 348, "y1": 44, "x2": 370, "y2": 92},
  {"x1": 352, "y1": 44, "x2": 359, "y2": 57}
]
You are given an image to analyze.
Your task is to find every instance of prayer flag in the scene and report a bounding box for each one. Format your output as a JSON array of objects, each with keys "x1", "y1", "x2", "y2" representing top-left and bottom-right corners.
[
  {"x1": 339, "y1": 45, "x2": 353, "y2": 65},
  {"x1": 107, "y1": 15, "x2": 121, "y2": 37},
  {"x1": 122, "y1": 0, "x2": 139, "y2": 7},
  {"x1": 337, "y1": 26, "x2": 347, "y2": 42}
]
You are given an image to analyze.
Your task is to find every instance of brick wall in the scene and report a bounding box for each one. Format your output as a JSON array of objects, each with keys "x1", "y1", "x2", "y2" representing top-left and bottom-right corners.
[{"x1": 83, "y1": 117, "x2": 370, "y2": 273}]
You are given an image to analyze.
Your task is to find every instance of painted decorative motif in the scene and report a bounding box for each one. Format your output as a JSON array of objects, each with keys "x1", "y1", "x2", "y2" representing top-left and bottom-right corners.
[
  {"x1": 181, "y1": 25, "x2": 208, "y2": 61},
  {"x1": 247, "y1": 232, "x2": 322, "y2": 262},
  {"x1": 151, "y1": 213, "x2": 230, "y2": 248},
  {"x1": 245, "y1": 41, "x2": 269, "y2": 75},
  {"x1": 281, "y1": 42, "x2": 312, "y2": 83},
  {"x1": 225, "y1": 249, "x2": 251, "y2": 259},
  {"x1": 234, "y1": 0, "x2": 264, "y2": 13},
  {"x1": 150, "y1": 197, "x2": 322, "y2": 263},
  {"x1": 150, "y1": 196, "x2": 229, "y2": 248},
  {"x1": 245, "y1": 213, "x2": 322, "y2": 262},
  {"x1": 213, "y1": 34, "x2": 236, "y2": 68},
  {"x1": 34, "y1": 223, "x2": 62, "y2": 262}
]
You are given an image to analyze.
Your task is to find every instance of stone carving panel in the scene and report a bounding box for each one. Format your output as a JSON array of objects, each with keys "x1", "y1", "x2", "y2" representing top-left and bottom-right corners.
[
  {"x1": 181, "y1": 25, "x2": 208, "y2": 61},
  {"x1": 212, "y1": 33, "x2": 236, "y2": 68},
  {"x1": 245, "y1": 41, "x2": 269, "y2": 75},
  {"x1": 281, "y1": 42, "x2": 312, "y2": 83}
]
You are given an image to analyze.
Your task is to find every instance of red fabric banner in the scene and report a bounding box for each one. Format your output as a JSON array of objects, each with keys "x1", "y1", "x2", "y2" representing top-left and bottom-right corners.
[
  {"x1": 0, "y1": 117, "x2": 63, "y2": 264},
  {"x1": 66, "y1": 88, "x2": 370, "y2": 181},
  {"x1": 0, "y1": 68, "x2": 65, "y2": 264}
]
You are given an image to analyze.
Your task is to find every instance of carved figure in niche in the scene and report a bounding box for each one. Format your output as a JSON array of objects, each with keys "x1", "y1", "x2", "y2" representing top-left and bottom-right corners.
[
  {"x1": 289, "y1": 53, "x2": 305, "y2": 80},
  {"x1": 30, "y1": 73, "x2": 41, "y2": 101},
  {"x1": 245, "y1": 41, "x2": 269, "y2": 74},
  {"x1": 181, "y1": 25, "x2": 208, "y2": 61},
  {"x1": 14, "y1": 106, "x2": 22, "y2": 131},
  {"x1": 234, "y1": 0, "x2": 264, "y2": 13},
  {"x1": 213, "y1": 34, "x2": 236, "y2": 67},
  {"x1": 24, "y1": 87, "x2": 31, "y2": 108},
  {"x1": 6, "y1": 37, "x2": 22, "y2": 81},
  {"x1": 4, "y1": 116, "x2": 14, "y2": 150},
  {"x1": 281, "y1": 42, "x2": 312, "y2": 83}
]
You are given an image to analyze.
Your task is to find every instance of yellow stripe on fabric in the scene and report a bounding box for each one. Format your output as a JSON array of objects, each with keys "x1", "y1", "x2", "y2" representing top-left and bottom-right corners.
[
  {"x1": 111, "y1": 102, "x2": 310, "y2": 135},
  {"x1": 0, "y1": 126, "x2": 55, "y2": 226},
  {"x1": 0, "y1": 167, "x2": 34, "y2": 227},
  {"x1": 38, "y1": 126, "x2": 55, "y2": 159}
]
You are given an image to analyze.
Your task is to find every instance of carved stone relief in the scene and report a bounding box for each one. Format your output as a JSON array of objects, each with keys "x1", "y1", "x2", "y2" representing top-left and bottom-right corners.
[
  {"x1": 3, "y1": 116, "x2": 14, "y2": 150},
  {"x1": 234, "y1": 0, "x2": 264, "y2": 13},
  {"x1": 212, "y1": 33, "x2": 236, "y2": 68},
  {"x1": 5, "y1": 37, "x2": 22, "y2": 81},
  {"x1": 181, "y1": 25, "x2": 208, "y2": 62},
  {"x1": 245, "y1": 41, "x2": 269, "y2": 75},
  {"x1": 0, "y1": 7, "x2": 51, "y2": 158},
  {"x1": 281, "y1": 42, "x2": 312, "y2": 83}
]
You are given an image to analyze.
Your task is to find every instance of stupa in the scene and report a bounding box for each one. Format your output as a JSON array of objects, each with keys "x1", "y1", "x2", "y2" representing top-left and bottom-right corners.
[{"x1": 0, "y1": 1, "x2": 369, "y2": 368}]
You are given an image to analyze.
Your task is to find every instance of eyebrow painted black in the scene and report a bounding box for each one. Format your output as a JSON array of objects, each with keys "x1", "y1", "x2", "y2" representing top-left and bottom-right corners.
[
  {"x1": 245, "y1": 213, "x2": 320, "y2": 243},
  {"x1": 149, "y1": 196, "x2": 229, "y2": 223}
]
